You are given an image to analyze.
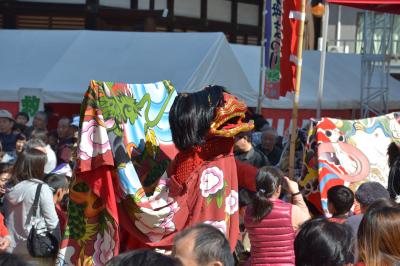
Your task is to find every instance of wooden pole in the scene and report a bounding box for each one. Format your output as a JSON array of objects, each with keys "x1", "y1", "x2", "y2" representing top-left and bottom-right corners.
[
  {"x1": 256, "y1": 0, "x2": 266, "y2": 114},
  {"x1": 288, "y1": 0, "x2": 307, "y2": 179}
]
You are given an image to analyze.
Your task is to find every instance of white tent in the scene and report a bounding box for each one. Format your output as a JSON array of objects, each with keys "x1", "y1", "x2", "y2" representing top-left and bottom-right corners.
[
  {"x1": 231, "y1": 44, "x2": 400, "y2": 110},
  {"x1": 0, "y1": 30, "x2": 254, "y2": 104},
  {"x1": 2, "y1": 30, "x2": 399, "y2": 111}
]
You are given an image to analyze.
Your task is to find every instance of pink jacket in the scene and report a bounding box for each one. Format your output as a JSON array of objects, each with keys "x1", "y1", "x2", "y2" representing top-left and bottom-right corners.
[{"x1": 244, "y1": 199, "x2": 295, "y2": 266}]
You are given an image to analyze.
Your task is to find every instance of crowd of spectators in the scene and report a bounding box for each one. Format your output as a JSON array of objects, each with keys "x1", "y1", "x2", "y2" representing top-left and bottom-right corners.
[{"x1": 0, "y1": 108, "x2": 400, "y2": 266}]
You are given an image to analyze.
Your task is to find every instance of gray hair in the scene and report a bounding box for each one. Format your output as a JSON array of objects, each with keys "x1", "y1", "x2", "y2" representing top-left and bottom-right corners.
[{"x1": 261, "y1": 127, "x2": 278, "y2": 138}]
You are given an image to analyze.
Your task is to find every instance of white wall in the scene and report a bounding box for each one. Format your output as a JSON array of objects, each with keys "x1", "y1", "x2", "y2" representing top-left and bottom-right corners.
[
  {"x1": 17, "y1": 0, "x2": 85, "y2": 3},
  {"x1": 237, "y1": 2, "x2": 258, "y2": 26},
  {"x1": 138, "y1": 0, "x2": 149, "y2": 9},
  {"x1": 174, "y1": 0, "x2": 200, "y2": 18},
  {"x1": 100, "y1": 0, "x2": 130, "y2": 9},
  {"x1": 17, "y1": 0, "x2": 259, "y2": 26},
  {"x1": 328, "y1": 5, "x2": 360, "y2": 41},
  {"x1": 207, "y1": 0, "x2": 231, "y2": 22},
  {"x1": 155, "y1": 0, "x2": 167, "y2": 10}
]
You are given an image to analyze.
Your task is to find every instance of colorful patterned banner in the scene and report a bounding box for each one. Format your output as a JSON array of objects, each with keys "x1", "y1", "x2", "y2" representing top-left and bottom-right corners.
[
  {"x1": 56, "y1": 80, "x2": 177, "y2": 265},
  {"x1": 301, "y1": 113, "x2": 400, "y2": 215}
]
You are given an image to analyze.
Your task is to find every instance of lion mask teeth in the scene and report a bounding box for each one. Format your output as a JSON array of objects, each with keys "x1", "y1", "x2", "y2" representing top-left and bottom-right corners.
[{"x1": 209, "y1": 93, "x2": 254, "y2": 137}]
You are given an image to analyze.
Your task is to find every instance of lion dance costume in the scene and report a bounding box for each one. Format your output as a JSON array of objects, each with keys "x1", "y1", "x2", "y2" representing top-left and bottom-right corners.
[{"x1": 56, "y1": 81, "x2": 257, "y2": 265}]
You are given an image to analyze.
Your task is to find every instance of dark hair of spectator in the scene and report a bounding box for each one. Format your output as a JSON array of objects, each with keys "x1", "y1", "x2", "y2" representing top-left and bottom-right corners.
[
  {"x1": 387, "y1": 142, "x2": 400, "y2": 200},
  {"x1": 106, "y1": 249, "x2": 182, "y2": 266},
  {"x1": 44, "y1": 173, "x2": 69, "y2": 195},
  {"x1": 0, "y1": 163, "x2": 13, "y2": 175},
  {"x1": 235, "y1": 130, "x2": 252, "y2": 142},
  {"x1": 239, "y1": 188, "x2": 253, "y2": 208},
  {"x1": 294, "y1": 218, "x2": 354, "y2": 266},
  {"x1": 358, "y1": 206, "x2": 400, "y2": 266},
  {"x1": 173, "y1": 223, "x2": 234, "y2": 266},
  {"x1": 251, "y1": 166, "x2": 283, "y2": 222},
  {"x1": 12, "y1": 123, "x2": 25, "y2": 134},
  {"x1": 31, "y1": 128, "x2": 49, "y2": 144},
  {"x1": 169, "y1": 85, "x2": 225, "y2": 151},
  {"x1": 11, "y1": 140, "x2": 47, "y2": 184},
  {"x1": 16, "y1": 133, "x2": 27, "y2": 142},
  {"x1": 0, "y1": 252, "x2": 30, "y2": 266},
  {"x1": 355, "y1": 182, "x2": 390, "y2": 208},
  {"x1": 327, "y1": 185, "x2": 354, "y2": 215},
  {"x1": 253, "y1": 114, "x2": 269, "y2": 131},
  {"x1": 16, "y1": 112, "x2": 29, "y2": 122},
  {"x1": 366, "y1": 198, "x2": 398, "y2": 212}
]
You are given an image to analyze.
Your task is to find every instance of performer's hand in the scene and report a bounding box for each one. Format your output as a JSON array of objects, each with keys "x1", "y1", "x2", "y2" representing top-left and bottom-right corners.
[
  {"x1": 283, "y1": 176, "x2": 300, "y2": 194},
  {"x1": 0, "y1": 237, "x2": 10, "y2": 251}
]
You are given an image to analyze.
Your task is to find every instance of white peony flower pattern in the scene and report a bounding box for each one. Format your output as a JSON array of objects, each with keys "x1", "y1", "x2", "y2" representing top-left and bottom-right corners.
[
  {"x1": 203, "y1": 220, "x2": 227, "y2": 235},
  {"x1": 225, "y1": 190, "x2": 239, "y2": 215},
  {"x1": 199, "y1": 167, "x2": 224, "y2": 198}
]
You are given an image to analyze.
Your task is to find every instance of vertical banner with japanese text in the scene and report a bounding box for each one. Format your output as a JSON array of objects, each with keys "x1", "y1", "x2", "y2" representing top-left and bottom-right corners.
[
  {"x1": 18, "y1": 88, "x2": 44, "y2": 125},
  {"x1": 264, "y1": 0, "x2": 283, "y2": 99},
  {"x1": 264, "y1": 0, "x2": 300, "y2": 99}
]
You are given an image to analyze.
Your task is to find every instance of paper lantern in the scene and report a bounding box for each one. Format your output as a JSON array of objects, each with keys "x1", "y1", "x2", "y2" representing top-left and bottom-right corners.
[{"x1": 312, "y1": 3, "x2": 325, "y2": 17}]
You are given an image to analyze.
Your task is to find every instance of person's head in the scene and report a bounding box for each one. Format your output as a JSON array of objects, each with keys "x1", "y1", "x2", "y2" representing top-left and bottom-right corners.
[
  {"x1": 69, "y1": 115, "x2": 80, "y2": 139},
  {"x1": 261, "y1": 128, "x2": 278, "y2": 152},
  {"x1": 233, "y1": 131, "x2": 253, "y2": 153},
  {"x1": 107, "y1": 249, "x2": 182, "y2": 266},
  {"x1": 173, "y1": 224, "x2": 234, "y2": 266},
  {"x1": 388, "y1": 142, "x2": 400, "y2": 200},
  {"x1": 15, "y1": 133, "x2": 27, "y2": 153},
  {"x1": 251, "y1": 166, "x2": 283, "y2": 222},
  {"x1": 253, "y1": 114, "x2": 269, "y2": 132},
  {"x1": 44, "y1": 173, "x2": 69, "y2": 204},
  {"x1": 327, "y1": 185, "x2": 354, "y2": 216},
  {"x1": 295, "y1": 218, "x2": 354, "y2": 266},
  {"x1": 48, "y1": 130, "x2": 58, "y2": 149},
  {"x1": 31, "y1": 128, "x2": 49, "y2": 145},
  {"x1": 355, "y1": 182, "x2": 390, "y2": 213},
  {"x1": 0, "y1": 109, "x2": 15, "y2": 135},
  {"x1": 32, "y1": 111, "x2": 48, "y2": 130},
  {"x1": 366, "y1": 198, "x2": 398, "y2": 212},
  {"x1": 15, "y1": 112, "x2": 29, "y2": 126},
  {"x1": 0, "y1": 252, "x2": 29, "y2": 266},
  {"x1": 358, "y1": 205, "x2": 400, "y2": 266},
  {"x1": 57, "y1": 117, "x2": 71, "y2": 140},
  {"x1": 11, "y1": 139, "x2": 47, "y2": 184},
  {"x1": 0, "y1": 163, "x2": 13, "y2": 193},
  {"x1": 169, "y1": 86, "x2": 225, "y2": 151}
]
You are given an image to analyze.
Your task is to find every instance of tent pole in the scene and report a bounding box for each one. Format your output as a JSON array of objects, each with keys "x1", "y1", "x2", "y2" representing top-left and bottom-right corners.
[
  {"x1": 316, "y1": 3, "x2": 329, "y2": 119},
  {"x1": 257, "y1": 0, "x2": 267, "y2": 114},
  {"x1": 288, "y1": 0, "x2": 307, "y2": 179}
]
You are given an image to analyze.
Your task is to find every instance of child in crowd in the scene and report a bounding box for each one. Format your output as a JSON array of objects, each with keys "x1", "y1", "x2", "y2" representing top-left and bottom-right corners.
[
  {"x1": 327, "y1": 185, "x2": 354, "y2": 223},
  {"x1": 44, "y1": 173, "x2": 69, "y2": 235},
  {"x1": 244, "y1": 167, "x2": 310, "y2": 265},
  {"x1": 0, "y1": 163, "x2": 12, "y2": 197},
  {"x1": 14, "y1": 112, "x2": 29, "y2": 127},
  {"x1": 15, "y1": 133, "x2": 27, "y2": 155}
]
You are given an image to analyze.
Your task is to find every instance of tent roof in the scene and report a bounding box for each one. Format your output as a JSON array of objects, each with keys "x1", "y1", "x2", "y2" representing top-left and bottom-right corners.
[
  {"x1": 230, "y1": 44, "x2": 400, "y2": 110},
  {"x1": 327, "y1": 0, "x2": 400, "y2": 14},
  {"x1": 0, "y1": 30, "x2": 254, "y2": 104}
]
